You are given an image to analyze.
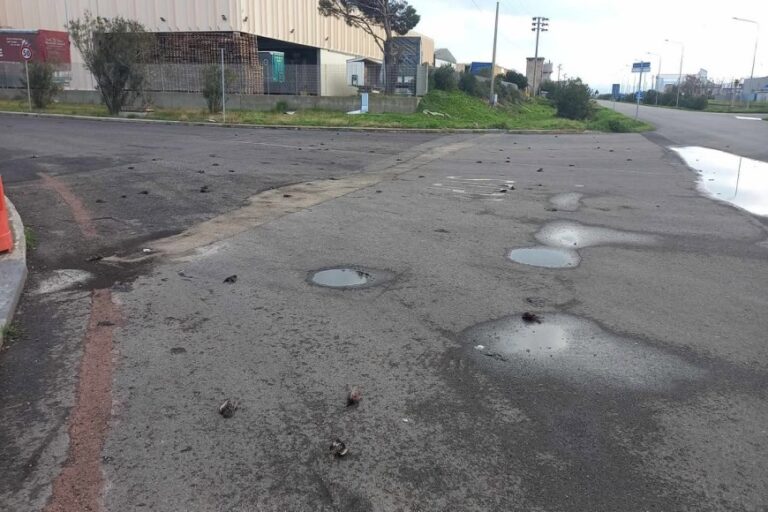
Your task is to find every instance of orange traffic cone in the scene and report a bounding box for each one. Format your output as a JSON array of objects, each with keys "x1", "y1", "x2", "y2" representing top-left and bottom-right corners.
[{"x1": 0, "y1": 176, "x2": 13, "y2": 253}]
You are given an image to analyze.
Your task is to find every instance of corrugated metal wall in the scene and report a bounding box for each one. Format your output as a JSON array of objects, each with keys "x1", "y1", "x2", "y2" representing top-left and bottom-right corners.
[{"x1": 0, "y1": 0, "x2": 385, "y2": 59}]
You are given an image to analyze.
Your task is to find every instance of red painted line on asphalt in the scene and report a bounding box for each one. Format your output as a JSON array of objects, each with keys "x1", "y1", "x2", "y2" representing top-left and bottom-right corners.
[
  {"x1": 38, "y1": 173, "x2": 99, "y2": 240},
  {"x1": 44, "y1": 289, "x2": 122, "y2": 512}
]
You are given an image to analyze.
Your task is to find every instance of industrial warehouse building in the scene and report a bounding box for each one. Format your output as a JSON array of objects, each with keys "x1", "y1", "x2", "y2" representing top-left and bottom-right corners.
[{"x1": 0, "y1": 0, "x2": 434, "y2": 97}]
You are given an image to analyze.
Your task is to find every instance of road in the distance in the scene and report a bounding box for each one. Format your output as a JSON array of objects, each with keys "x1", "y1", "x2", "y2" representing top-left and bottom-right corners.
[{"x1": 598, "y1": 100, "x2": 768, "y2": 161}]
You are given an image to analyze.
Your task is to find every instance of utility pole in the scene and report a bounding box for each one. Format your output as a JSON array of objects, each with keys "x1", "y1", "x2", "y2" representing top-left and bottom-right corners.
[
  {"x1": 647, "y1": 52, "x2": 661, "y2": 105},
  {"x1": 220, "y1": 48, "x2": 226, "y2": 123},
  {"x1": 489, "y1": 1, "x2": 500, "y2": 106},
  {"x1": 665, "y1": 39, "x2": 684, "y2": 108},
  {"x1": 635, "y1": 65, "x2": 644, "y2": 120},
  {"x1": 557, "y1": 64, "x2": 562, "y2": 82},
  {"x1": 531, "y1": 16, "x2": 549, "y2": 97},
  {"x1": 733, "y1": 17, "x2": 760, "y2": 109}
]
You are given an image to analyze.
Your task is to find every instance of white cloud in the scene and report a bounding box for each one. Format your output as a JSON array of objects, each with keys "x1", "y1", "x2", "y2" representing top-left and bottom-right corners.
[{"x1": 411, "y1": 0, "x2": 766, "y2": 92}]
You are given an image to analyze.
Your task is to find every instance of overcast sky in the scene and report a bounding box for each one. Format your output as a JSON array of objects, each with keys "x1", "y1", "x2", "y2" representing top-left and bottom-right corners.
[{"x1": 411, "y1": 0, "x2": 766, "y2": 93}]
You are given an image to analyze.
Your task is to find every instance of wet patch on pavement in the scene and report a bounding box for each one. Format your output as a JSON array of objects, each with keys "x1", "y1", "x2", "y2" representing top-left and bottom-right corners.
[
  {"x1": 671, "y1": 146, "x2": 768, "y2": 217},
  {"x1": 507, "y1": 247, "x2": 580, "y2": 269},
  {"x1": 535, "y1": 221, "x2": 657, "y2": 249},
  {"x1": 33, "y1": 269, "x2": 94, "y2": 295},
  {"x1": 549, "y1": 193, "x2": 584, "y2": 212},
  {"x1": 509, "y1": 221, "x2": 657, "y2": 269},
  {"x1": 464, "y1": 313, "x2": 704, "y2": 391},
  {"x1": 429, "y1": 176, "x2": 516, "y2": 201}
]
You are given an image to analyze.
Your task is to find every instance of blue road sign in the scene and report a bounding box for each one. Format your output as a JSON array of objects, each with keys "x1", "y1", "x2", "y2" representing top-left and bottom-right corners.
[
  {"x1": 611, "y1": 83, "x2": 621, "y2": 98},
  {"x1": 632, "y1": 61, "x2": 651, "y2": 73}
]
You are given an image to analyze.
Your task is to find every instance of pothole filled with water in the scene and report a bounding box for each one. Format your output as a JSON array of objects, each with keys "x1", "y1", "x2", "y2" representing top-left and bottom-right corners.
[
  {"x1": 535, "y1": 221, "x2": 656, "y2": 249},
  {"x1": 311, "y1": 268, "x2": 372, "y2": 288},
  {"x1": 508, "y1": 247, "x2": 580, "y2": 269},
  {"x1": 671, "y1": 146, "x2": 768, "y2": 217},
  {"x1": 306, "y1": 266, "x2": 395, "y2": 290},
  {"x1": 508, "y1": 221, "x2": 656, "y2": 269},
  {"x1": 464, "y1": 313, "x2": 703, "y2": 390},
  {"x1": 549, "y1": 192, "x2": 584, "y2": 212}
]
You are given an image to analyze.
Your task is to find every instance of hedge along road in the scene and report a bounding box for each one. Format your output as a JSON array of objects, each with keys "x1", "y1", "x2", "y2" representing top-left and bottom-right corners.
[{"x1": 1, "y1": 114, "x2": 768, "y2": 511}]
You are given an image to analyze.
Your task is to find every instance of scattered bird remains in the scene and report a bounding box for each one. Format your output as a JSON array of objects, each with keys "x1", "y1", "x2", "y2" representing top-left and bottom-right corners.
[
  {"x1": 330, "y1": 439, "x2": 348, "y2": 458},
  {"x1": 347, "y1": 386, "x2": 362, "y2": 407},
  {"x1": 218, "y1": 399, "x2": 239, "y2": 418},
  {"x1": 522, "y1": 312, "x2": 542, "y2": 324}
]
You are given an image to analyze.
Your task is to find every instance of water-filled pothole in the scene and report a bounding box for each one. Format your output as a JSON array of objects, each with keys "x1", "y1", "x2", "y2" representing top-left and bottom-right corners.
[
  {"x1": 310, "y1": 268, "x2": 373, "y2": 288},
  {"x1": 549, "y1": 192, "x2": 584, "y2": 212},
  {"x1": 508, "y1": 247, "x2": 580, "y2": 269},
  {"x1": 464, "y1": 313, "x2": 703, "y2": 390},
  {"x1": 535, "y1": 221, "x2": 656, "y2": 249},
  {"x1": 671, "y1": 146, "x2": 768, "y2": 217}
]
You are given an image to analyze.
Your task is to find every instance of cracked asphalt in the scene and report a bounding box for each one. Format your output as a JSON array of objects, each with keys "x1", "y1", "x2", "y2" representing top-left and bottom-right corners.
[{"x1": 1, "y1": 114, "x2": 767, "y2": 511}]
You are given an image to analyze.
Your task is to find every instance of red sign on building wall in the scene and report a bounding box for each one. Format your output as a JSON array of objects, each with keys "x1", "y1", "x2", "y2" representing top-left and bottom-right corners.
[{"x1": 0, "y1": 30, "x2": 71, "y2": 64}]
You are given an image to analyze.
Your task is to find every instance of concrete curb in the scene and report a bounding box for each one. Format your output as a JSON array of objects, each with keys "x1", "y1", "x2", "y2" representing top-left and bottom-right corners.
[
  {"x1": 0, "y1": 110, "x2": 589, "y2": 135},
  {"x1": 0, "y1": 196, "x2": 27, "y2": 347}
]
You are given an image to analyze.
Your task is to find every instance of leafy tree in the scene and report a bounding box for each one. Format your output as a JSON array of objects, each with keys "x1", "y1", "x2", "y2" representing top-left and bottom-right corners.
[
  {"x1": 20, "y1": 62, "x2": 62, "y2": 108},
  {"x1": 431, "y1": 65, "x2": 457, "y2": 91},
  {"x1": 546, "y1": 78, "x2": 593, "y2": 120},
  {"x1": 201, "y1": 65, "x2": 235, "y2": 113},
  {"x1": 641, "y1": 89, "x2": 659, "y2": 105},
  {"x1": 503, "y1": 70, "x2": 528, "y2": 90},
  {"x1": 458, "y1": 72, "x2": 480, "y2": 97},
  {"x1": 68, "y1": 11, "x2": 154, "y2": 114},
  {"x1": 318, "y1": 0, "x2": 420, "y2": 94}
]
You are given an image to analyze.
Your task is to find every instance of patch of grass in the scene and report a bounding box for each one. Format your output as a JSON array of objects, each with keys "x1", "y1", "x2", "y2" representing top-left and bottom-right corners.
[
  {"x1": 0, "y1": 98, "x2": 109, "y2": 116},
  {"x1": 1, "y1": 322, "x2": 22, "y2": 342},
  {"x1": 0, "y1": 91, "x2": 652, "y2": 132},
  {"x1": 705, "y1": 100, "x2": 768, "y2": 114},
  {"x1": 24, "y1": 227, "x2": 37, "y2": 251},
  {"x1": 586, "y1": 106, "x2": 654, "y2": 133}
]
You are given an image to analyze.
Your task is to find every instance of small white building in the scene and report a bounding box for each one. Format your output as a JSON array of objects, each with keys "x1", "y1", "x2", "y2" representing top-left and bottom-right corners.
[
  {"x1": 434, "y1": 48, "x2": 457, "y2": 70},
  {"x1": 741, "y1": 76, "x2": 768, "y2": 102},
  {"x1": 346, "y1": 57, "x2": 382, "y2": 91}
]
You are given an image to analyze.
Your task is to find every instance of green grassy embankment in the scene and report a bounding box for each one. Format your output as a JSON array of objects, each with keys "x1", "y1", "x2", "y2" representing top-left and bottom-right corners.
[{"x1": 0, "y1": 90, "x2": 652, "y2": 132}]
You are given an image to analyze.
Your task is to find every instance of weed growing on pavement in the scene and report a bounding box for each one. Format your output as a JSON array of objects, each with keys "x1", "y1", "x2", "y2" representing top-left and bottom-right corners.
[
  {"x1": 24, "y1": 227, "x2": 37, "y2": 251},
  {"x1": 1, "y1": 322, "x2": 22, "y2": 342}
]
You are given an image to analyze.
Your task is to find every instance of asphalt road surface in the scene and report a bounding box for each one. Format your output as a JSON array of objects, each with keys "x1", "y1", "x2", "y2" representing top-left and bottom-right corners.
[
  {"x1": 598, "y1": 100, "x2": 768, "y2": 160},
  {"x1": 1, "y1": 115, "x2": 767, "y2": 511}
]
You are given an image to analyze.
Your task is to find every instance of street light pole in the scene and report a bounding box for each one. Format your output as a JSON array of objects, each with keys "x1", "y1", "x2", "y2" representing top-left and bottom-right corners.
[
  {"x1": 647, "y1": 51, "x2": 662, "y2": 105},
  {"x1": 489, "y1": 1, "x2": 500, "y2": 106},
  {"x1": 531, "y1": 16, "x2": 549, "y2": 97},
  {"x1": 733, "y1": 17, "x2": 760, "y2": 109},
  {"x1": 665, "y1": 39, "x2": 684, "y2": 108}
]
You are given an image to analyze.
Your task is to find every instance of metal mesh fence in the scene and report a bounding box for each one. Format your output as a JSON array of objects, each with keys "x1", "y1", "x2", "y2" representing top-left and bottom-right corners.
[{"x1": 0, "y1": 60, "x2": 425, "y2": 98}]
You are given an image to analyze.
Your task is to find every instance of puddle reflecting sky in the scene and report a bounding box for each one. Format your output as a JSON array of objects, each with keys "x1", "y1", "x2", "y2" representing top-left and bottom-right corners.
[
  {"x1": 508, "y1": 247, "x2": 581, "y2": 268},
  {"x1": 311, "y1": 268, "x2": 371, "y2": 288},
  {"x1": 671, "y1": 146, "x2": 768, "y2": 217}
]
